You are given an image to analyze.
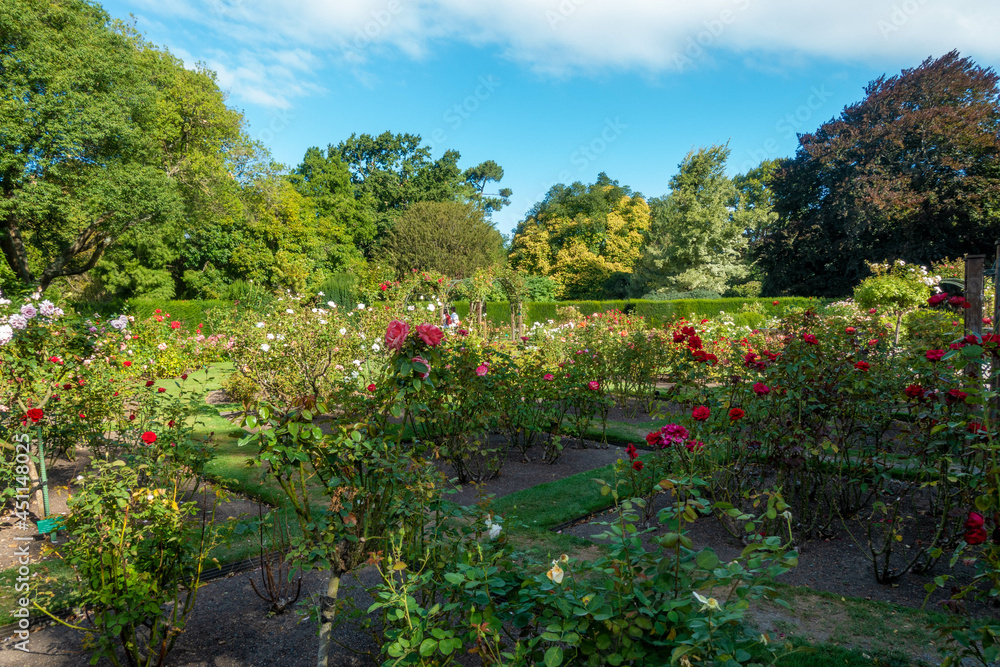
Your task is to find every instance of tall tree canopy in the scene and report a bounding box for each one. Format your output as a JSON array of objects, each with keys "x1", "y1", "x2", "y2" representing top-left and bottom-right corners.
[
  {"x1": 634, "y1": 145, "x2": 749, "y2": 296},
  {"x1": 0, "y1": 0, "x2": 255, "y2": 293},
  {"x1": 509, "y1": 174, "x2": 650, "y2": 299},
  {"x1": 758, "y1": 52, "x2": 1000, "y2": 296},
  {"x1": 384, "y1": 201, "x2": 505, "y2": 278},
  {"x1": 313, "y1": 132, "x2": 511, "y2": 256}
]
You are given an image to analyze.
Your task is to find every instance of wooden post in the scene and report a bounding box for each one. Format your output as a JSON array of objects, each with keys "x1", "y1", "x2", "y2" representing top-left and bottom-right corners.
[
  {"x1": 994, "y1": 242, "x2": 1000, "y2": 333},
  {"x1": 966, "y1": 254, "x2": 986, "y2": 338}
]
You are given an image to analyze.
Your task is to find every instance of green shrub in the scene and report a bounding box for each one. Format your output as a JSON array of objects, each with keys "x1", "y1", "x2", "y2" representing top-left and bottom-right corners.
[
  {"x1": 642, "y1": 289, "x2": 722, "y2": 301},
  {"x1": 316, "y1": 272, "x2": 358, "y2": 310},
  {"x1": 453, "y1": 297, "x2": 824, "y2": 327}
]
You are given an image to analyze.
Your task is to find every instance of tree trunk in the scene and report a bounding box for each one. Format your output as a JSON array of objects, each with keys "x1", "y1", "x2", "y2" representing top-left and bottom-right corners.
[{"x1": 316, "y1": 570, "x2": 342, "y2": 667}]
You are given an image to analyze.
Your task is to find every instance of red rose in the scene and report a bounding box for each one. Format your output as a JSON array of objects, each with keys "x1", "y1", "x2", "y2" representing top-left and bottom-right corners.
[
  {"x1": 772, "y1": 300, "x2": 779, "y2": 306},
  {"x1": 168, "y1": 420, "x2": 176, "y2": 427},
  {"x1": 854, "y1": 361, "x2": 870, "y2": 371},
  {"x1": 928, "y1": 293, "x2": 948, "y2": 306},
  {"x1": 645, "y1": 431, "x2": 660, "y2": 446},
  {"x1": 587, "y1": 380, "x2": 600, "y2": 391},
  {"x1": 965, "y1": 512, "x2": 987, "y2": 545},
  {"x1": 416, "y1": 323, "x2": 443, "y2": 347},
  {"x1": 123, "y1": 360, "x2": 132, "y2": 367},
  {"x1": 632, "y1": 460, "x2": 644, "y2": 471},
  {"x1": 925, "y1": 349, "x2": 945, "y2": 362},
  {"x1": 687, "y1": 335, "x2": 702, "y2": 350},
  {"x1": 129, "y1": 414, "x2": 136, "y2": 421},
  {"x1": 78, "y1": 413, "x2": 86, "y2": 420},
  {"x1": 181, "y1": 374, "x2": 188, "y2": 380},
  {"x1": 380, "y1": 284, "x2": 387, "y2": 291},
  {"x1": 753, "y1": 382, "x2": 770, "y2": 396},
  {"x1": 692, "y1": 406, "x2": 710, "y2": 421},
  {"x1": 728, "y1": 408, "x2": 745, "y2": 421},
  {"x1": 63, "y1": 383, "x2": 73, "y2": 390},
  {"x1": 383, "y1": 320, "x2": 410, "y2": 351},
  {"x1": 845, "y1": 327, "x2": 856, "y2": 334},
  {"x1": 26, "y1": 408, "x2": 44, "y2": 423},
  {"x1": 145, "y1": 380, "x2": 155, "y2": 387},
  {"x1": 543, "y1": 373, "x2": 555, "y2": 381},
  {"x1": 684, "y1": 440, "x2": 705, "y2": 452},
  {"x1": 946, "y1": 389, "x2": 968, "y2": 405},
  {"x1": 170, "y1": 321, "x2": 181, "y2": 329},
  {"x1": 948, "y1": 296, "x2": 965, "y2": 307},
  {"x1": 367, "y1": 383, "x2": 377, "y2": 392},
  {"x1": 967, "y1": 421, "x2": 988, "y2": 435},
  {"x1": 802, "y1": 333, "x2": 818, "y2": 345},
  {"x1": 141, "y1": 431, "x2": 157, "y2": 444},
  {"x1": 155, "y1": 309, "x2": 162, "y2": 314},
  {"x1": 157, "y1": 387, "x2": 166, "y2": 393},
  {"x1": 625, "y1": 444, "x2": 638, "y2": 460},
  {"x1": 904, "y1": 384, "x2": 924, "y2": 400}
]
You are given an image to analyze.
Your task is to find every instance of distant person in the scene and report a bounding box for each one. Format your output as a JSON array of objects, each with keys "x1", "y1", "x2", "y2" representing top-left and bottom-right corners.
[{"x1": 449, "y1": 308, "x2": 460, "y2": 328}]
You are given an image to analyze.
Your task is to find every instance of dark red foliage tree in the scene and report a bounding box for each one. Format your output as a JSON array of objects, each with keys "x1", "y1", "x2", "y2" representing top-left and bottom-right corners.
[{"x1": 759, "y1": 52, "x2": 1000, "y2": 296}]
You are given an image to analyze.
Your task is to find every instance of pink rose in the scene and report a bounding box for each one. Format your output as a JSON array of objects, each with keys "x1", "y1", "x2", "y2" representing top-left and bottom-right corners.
[
  {"x1": 411, "y1": 356, "x2": 430, "y2": 379},
  {"x1": 475, "y1": 363, "x2": 489, "y2": 377},
  {"x1": 543, "y1": 373, "x2": 555, "y2": 381},
  {"x1": 416, "y1": 323, "x2": 443, "y2": 347},
  {"x1": 385, "y1": 320, "x2": 410, "y2": 351},
  {"x1": 587, "y1": 380, "x2": 600, "y2": 391}
]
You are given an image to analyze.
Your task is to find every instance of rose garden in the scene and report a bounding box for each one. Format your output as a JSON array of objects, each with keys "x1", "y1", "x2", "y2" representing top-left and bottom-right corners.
[{"x1": 0, "y1": 259, "x2": 998, "y2": 667}]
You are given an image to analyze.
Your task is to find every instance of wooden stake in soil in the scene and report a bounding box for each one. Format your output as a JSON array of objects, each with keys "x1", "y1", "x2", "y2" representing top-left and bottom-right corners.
[
  {"x1": 966, "y1": 253, "x2": 986, "y2": 379},
  {"x1": 966, "y1": 254, "x2": 986, "y2": 337}
]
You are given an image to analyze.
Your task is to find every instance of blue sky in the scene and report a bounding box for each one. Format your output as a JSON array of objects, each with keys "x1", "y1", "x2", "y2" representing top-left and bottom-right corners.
[{"x1": 103, "y1": 0, "x2": 998, "y2": 235}]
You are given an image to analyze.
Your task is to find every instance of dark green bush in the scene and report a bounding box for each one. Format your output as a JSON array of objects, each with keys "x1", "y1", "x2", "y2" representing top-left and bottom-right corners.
[
  {"x1": 642, "y1": 289, "x2": 722, "y2": 301},
  {"x1": 453, "y1": 297, "x2": 824, "y2": 327}
]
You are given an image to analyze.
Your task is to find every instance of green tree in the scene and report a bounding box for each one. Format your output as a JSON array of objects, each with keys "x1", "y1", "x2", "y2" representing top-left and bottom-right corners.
[
  {"x1": 463, "y1": 160, "x2": 512, "y2": 216},
  {"x1": 853, "y1": 260, "x2": 932, "y2": 345},
  {"x1": 0, "y1": 0, "x2": 254, "y2": 294},
  {"x1": 290, "y1": 147, "x2": 376, "y2": 254},
  {"x1": 635, "y1": 145, "x2": 748, "y2": 296},
  {"x1": 316, "y1": 133, "x2": 510, "y2": 253},
  {"x1": 384, "y1": 201, "x2": 505, "y2": 278},
  {"x1": 509, "y1": 174, "x2": 650, "y2": 299},
  {"x1": 759, "y1": 52, "x2": 1000, "y2": 296}
]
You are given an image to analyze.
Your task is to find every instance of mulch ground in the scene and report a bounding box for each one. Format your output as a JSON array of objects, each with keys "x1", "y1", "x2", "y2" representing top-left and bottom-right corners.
[{"x1": 0, "y1": 436, "x2": 629, "y2": 666}]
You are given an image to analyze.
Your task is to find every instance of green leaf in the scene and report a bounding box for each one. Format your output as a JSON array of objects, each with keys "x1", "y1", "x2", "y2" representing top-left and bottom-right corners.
[
  {"x1": 544, "y1": 646, "x2": 564, "y2": 667},
  {"x1": 419, "y1": 638, "x2": 438, "y2": 656}
]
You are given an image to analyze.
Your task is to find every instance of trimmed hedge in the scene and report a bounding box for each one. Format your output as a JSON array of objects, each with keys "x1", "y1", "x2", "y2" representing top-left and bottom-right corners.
[
  {"x1": 453, "y1": 297, "x2": 825, "y2": 328},
  {"x1": 74, "y1": 299, "x2": 234, "y2": 324}
]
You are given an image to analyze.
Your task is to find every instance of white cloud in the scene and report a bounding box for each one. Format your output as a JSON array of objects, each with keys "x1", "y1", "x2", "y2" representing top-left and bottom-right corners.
[{"x1": 132, "y1": 0, "x2": 1000, "y2": 106}]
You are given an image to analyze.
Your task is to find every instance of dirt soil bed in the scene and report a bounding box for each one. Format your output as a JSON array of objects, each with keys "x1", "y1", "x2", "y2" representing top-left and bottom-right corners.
[{"x1": 562, "y1": 493, "x2": 995, "y2": 617}]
